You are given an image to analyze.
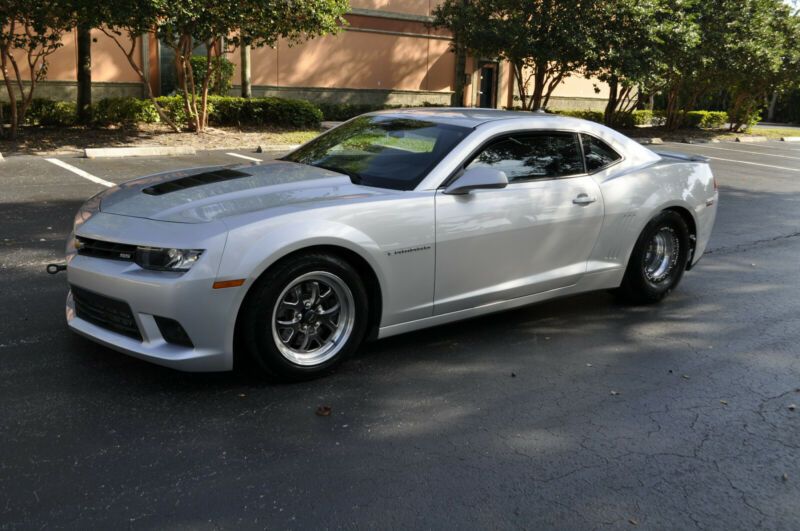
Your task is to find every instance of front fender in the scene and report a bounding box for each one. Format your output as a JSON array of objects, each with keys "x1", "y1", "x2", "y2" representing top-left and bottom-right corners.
[
  {"x1": 216, "y1": 218, "x2": 388, "y2": 357},
  {"x1": 215, "y1": 192, "x2": 437, "y2": 356}
]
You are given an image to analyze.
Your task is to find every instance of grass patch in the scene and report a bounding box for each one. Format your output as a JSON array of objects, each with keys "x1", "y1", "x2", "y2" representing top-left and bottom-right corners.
[
  {"x1": 747, "y1": 128, "x2": 800, "y2": 140},
  {"x1": 257, "y1": 130, "x2": 320, "y2": 144}
]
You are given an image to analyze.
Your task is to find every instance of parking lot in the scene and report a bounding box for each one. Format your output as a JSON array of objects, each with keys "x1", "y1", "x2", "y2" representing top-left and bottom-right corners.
[{"x1": 2, "y1": 140, "x2": 800, "y2": 528}]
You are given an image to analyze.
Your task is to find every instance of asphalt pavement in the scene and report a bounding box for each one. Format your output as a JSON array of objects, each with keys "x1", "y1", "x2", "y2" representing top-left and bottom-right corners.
[{"x1": 1, "y1": 142, "x2": 799, "y2": 529}]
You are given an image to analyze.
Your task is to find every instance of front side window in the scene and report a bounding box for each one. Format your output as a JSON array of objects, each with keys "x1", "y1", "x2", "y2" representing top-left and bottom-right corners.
[
  {"x1": 581, "y1": 134, "x2": 622, "y2": 172},
  {"x1": 466, "y1": 133, "x2": 584, "y2": 182},
  {"x1": 283, "y1": 116, "x2": 471, "y2": 190}
]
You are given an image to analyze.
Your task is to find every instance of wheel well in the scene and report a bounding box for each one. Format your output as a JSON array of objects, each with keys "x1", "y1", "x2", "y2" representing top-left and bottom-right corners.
[
  {"x1": 233, "y1": 245, "x2": 384, "y2": 361},
  {"x1": 663, "y1": 206, "x2": 698, "y2": 267}
]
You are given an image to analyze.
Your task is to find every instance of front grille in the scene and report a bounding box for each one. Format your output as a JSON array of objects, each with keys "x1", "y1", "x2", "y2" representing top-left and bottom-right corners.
[
  {"x1": 71, "y1": 285, "x2": 142, "y2": 340},
  {"x1": 76, "y1": 236, "x2": 136, "y2": 262}
]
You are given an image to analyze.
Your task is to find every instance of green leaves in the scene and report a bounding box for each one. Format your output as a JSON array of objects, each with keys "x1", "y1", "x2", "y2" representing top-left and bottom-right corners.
[{"x1": 434, "y1": 0, "x2": 599, "y2": 110}]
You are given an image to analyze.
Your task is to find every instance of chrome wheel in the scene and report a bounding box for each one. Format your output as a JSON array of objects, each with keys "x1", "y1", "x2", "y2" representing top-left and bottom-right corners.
[
  {"x1": 271, "y1": 271, "x2": 355, "y2": 366},
  {"x1": 643, "y1": 227, "x2": 680, "y2": 284}
]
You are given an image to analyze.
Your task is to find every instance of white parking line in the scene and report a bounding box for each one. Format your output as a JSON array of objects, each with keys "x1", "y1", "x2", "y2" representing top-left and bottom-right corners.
[
  {"x1": 681, "y1": 143, "x2": 800, "y2": 161},
  {"x1": 226, "y1": 152, "x2": 262, "y2": 162},
  {"x1": 44, "y1": 158, "x2": 115, "y2": 187},
  {"x1": 705, "y1": 156, "x2": 800, "y2": 172}
]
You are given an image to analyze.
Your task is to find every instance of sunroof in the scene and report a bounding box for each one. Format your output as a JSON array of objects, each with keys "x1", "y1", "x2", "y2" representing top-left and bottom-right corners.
[{"x1": 142, "y1": 169, "x2": 251, "y2": 196}]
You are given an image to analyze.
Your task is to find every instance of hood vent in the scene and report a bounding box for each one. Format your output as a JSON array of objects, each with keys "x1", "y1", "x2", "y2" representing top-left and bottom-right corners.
[{"x1": 142, "y1": 168, "x2": 251, "y2": 196}]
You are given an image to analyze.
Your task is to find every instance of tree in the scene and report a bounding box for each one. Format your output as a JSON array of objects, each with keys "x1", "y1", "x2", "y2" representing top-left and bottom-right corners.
[
  {"x1": 585, "y1": 0, "x2": 661, "y2": 126},
  {"x1": 433, "y1": 0, "x2": 599, "y2": 111},
  {"x1": 76, "y1": 24, "x2": 91, "y2": 123},
  {"x1": 0, "y1": 0, "x2": 73, "y2": 138},
  {"x1": 98, "y1": 0, "x2": 181, "y2": 132},
  {"x1": 430, "y1": 0, "x2": 470, "y2": 107},
  {"x1": 719, "y1": 0, "x2": 792, "y2": 131},
  {"x1": 156, "y1": 0, "x2": 348, "y2": 132},
  {"x1": 240, "y1": 42, "x2": 251, "y2": 98},
  {"x1": 651, "y1": 0, "x2": 795, "y2": 130},
  {"x1": 647, "y1": 0, "x2": 704, "y2": 129},
  {"x1": 73, "y1": 0, "x2": 106, "y2": 124}
]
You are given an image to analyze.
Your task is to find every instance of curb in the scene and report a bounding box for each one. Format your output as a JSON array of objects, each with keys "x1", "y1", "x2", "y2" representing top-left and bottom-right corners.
[
  {"x1": 735, "y1": 136, "x2": 768, "y2": 143},
  {"x1": 781, "y1": 136, "x2": 800, "y2": 142},
  {"x1": 84, "y1": 146, "x2": 197, "y2": 158},
  {"x1": 255, "y1": 144, "x2": 301, "y2": 153},
  {"x1": 635, "y1": 138, "x2": 663, "y2": 145},
  {"x1": 681, "y1": 138, "x2": 719, "y2": 144},
  {"x1": 321, "y1": 121, "x2": 343, "y2": 130}
]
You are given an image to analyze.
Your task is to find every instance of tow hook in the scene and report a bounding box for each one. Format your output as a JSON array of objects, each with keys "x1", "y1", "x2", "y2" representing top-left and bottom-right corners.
[{"x1": 46, "y1": 263, "x2": 67, "y2": 275}]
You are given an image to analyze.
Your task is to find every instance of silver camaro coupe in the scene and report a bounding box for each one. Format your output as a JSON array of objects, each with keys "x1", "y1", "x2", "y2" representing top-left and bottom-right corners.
[{"x1": 65, "y1": 109, "x2": 718, "y2": 380}]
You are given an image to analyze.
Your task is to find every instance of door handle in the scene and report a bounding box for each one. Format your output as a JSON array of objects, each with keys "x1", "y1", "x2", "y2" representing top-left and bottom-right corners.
[{"x1": 572, "y1": 193, "x2": 597, "y2": 206}]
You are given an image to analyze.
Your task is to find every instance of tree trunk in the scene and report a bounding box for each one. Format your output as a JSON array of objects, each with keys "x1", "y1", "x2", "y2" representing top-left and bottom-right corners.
[
  {"x1": 0, "y1": 49, "x2": 19, "y2": 139},
  {"x1": 767, "y1": 91, "x2": 778, "y2": 122},
  {"x1": 99, "y1": 29, "x2": 181, "y2": 132},
  {"x1": 664, "y1": 81, "x2": 682, "y2": 130},
  {"x1": 240, "y1": 43, "x2": 251, "y2": 98},
  {"x1": 604, "y1": 76, "x2": 619, "y2": 126},
  {"x1": 530, "y1": 61, "x2": 547, "y2": 111},
  {"x1": 452, "y1": 42, "x2": 466, "y2": 107},
  {"x1": 76, "y1": 23, "x2": 92, "y2": 124}
]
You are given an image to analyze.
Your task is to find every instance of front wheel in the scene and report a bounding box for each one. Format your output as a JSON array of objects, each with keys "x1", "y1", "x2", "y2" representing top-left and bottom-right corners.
[
  {"x1": 616, "y1": 210, "x2": 690, "y2": 304},
  {"x1": 239, "y1": 253, "x2": 369, "y2": 381}
]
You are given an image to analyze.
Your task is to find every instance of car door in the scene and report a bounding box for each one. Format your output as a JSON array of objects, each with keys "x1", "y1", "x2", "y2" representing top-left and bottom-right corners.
[{"x1": 433, "y1": 131, "x2": 604, "y2": 315}]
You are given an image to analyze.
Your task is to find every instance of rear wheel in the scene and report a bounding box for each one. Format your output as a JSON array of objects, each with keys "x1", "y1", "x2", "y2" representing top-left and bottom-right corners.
[
  {"x1": 239, "y1": 253, "x2": 369, "y2": 381},
  {"x1": 616, "y1": 210, "x2": 690, "y2": 304}
]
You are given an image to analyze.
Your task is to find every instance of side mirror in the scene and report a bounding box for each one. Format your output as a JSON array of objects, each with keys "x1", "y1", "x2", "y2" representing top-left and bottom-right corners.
[{"x1": 443, "y1": 167, "x2": 509, "y2": 195}]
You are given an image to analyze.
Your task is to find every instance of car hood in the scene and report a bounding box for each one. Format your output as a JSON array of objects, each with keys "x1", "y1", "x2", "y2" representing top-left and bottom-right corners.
[{"x1": 99, "y1": 161, "x2": 390, "y2": 223}]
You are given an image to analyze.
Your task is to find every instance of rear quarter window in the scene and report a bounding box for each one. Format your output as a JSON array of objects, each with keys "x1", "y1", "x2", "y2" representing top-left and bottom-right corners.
[{"x1": 581, "y1": 134, "x2": 622, "y2": 172}]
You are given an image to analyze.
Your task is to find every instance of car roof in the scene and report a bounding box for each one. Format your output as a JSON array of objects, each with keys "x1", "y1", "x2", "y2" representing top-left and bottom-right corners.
[{"x1": 367, "y1": 107, "x2": 565, "y2": 128}]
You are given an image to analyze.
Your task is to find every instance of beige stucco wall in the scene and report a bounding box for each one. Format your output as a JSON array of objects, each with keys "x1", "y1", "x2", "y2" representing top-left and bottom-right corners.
[
  {"x1": 228, "y1": 27, "x2": 455, "y2": 101},
  {"x1": 1, "y1": 28, "x2": 144, "y2": 101},
  {"x1": 7, "y1": 28, "x2": 142, "y2": 83},
  {"x1": 350, "y1": 0, "x2": 439, "y2": 16},
  {"x1": 489, "y1": 63, "x2": 608, "y2": 110},
  {"x1": 7, "y1": 5, "x2": 614, "y2": 111}
]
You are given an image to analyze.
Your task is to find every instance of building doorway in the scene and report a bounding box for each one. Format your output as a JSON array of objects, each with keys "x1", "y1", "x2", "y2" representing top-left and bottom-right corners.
[{"x1": 477, "y1": 62, "x2": 498, "y2": 108}]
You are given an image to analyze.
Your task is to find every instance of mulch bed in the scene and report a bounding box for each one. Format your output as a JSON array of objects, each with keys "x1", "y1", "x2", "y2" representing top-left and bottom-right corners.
[{"x1": 0, "y1": 124, "x2": 319, "y2": 156}]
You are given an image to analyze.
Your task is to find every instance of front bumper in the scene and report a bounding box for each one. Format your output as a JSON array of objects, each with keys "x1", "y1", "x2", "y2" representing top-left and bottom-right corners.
[
  {"x1": 67, "y1": 256, "x2": 239, "y2": 371},
  {"x1": 66, "y1": 213, "x2": 239, "y2": 372}
]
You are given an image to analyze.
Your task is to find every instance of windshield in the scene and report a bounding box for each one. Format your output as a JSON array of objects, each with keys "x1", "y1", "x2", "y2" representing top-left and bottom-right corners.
[{"x1": 282, "y1": 116, "x2": 471, "y2": 190}]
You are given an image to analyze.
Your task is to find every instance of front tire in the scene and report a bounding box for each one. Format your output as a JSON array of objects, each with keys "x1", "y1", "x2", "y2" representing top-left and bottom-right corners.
[
  {"x1": 616, "y1": 210, "x2": 690, "y2": 304},
  {"x1": 239, "y1": 253, "x2": 369, "y2": 381}
]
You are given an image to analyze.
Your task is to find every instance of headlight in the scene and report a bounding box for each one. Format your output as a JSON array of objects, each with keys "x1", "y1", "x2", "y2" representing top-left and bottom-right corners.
[
  {"x1": 73, "y1": 191, "x2": 104, "y2": 231},
  {"x1": 134, "y1": 247, "x2": 204, "y2": 272}
]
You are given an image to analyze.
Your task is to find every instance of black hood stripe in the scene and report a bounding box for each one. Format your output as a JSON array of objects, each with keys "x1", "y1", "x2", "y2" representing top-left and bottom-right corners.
[{"x1": 142, "y1": 169, "x2": 251, "y2": 196}]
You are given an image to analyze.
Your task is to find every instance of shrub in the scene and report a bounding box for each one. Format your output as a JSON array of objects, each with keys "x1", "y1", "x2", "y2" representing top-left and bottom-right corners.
[
  {"x1": 317, "y1": 102, "x2": 395, "y2": 121},
  {"x1": 93, "y1": 97, "x2": 159, "y2": 126},
  {"x1": 190, "y1": 56, "x2": 235, "y2": 96},
  {"x1": 315, "y1": 102, "x2": 440, "y2": 121},
  {"x1": 206, "y1": 96, "x2": 322, "y2": 128},
  {"x1": 631, "y1": 109, "x2": 653, "y2": 126},
  {"x1": 13, "y1": 99, "x2": 77, "y2": 126},
  {"x1": 37, "y1": 101, "x2": 77, "y2": 126},
  {"x1": 553, "y1": 109, "x2": 604, "y2": 123},
  {"x1": 685, "y1": 110, "x2": 728, "y2": 129},
  {"x1": 153, "y1": 95, "x2": 191, "y2": 126},
  {"x1": 726, "y1": 106, "x2": 759, "y2": 133}
]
